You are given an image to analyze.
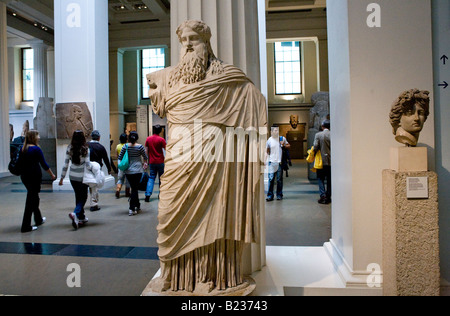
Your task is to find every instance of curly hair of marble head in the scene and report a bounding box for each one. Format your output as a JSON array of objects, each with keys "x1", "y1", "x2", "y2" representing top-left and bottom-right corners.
[{"x1": 389, "y1": 88, "x2": 430, "y2": 135}]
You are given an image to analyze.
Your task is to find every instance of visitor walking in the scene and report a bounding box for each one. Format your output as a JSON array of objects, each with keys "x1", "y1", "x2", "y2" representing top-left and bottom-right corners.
[
  {"x1": 313, "y1": 119, "x2": 331, "y2": 204},
  {"x1": 88, "y1": 130, "x2": 111, "y2": 211},
  {"x1": 19, "y1": 130, "x2": 56, "y2": 233},
  {"x1": 266, "y1": 125, "x2": 290, "y2": 201},
  {"x1": 144, "y1": 125, "x2": 166, "y2": 202},
  {"x1": 115, "y1": 133, "x2": 130, "y2": 198},
  {"x1": 59, "y1": 130, "x2": 92, "y2": 230},
  {"x1": 118, "y1": 131, "x2": 148, "y2": 216}
]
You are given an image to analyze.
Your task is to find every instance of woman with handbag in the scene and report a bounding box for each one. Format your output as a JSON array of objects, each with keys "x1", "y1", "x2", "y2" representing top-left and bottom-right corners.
[
  {"x1": 19, "y1": 130, "x2": 57, "y2": 233},
  {"x1": 59, "y1": 130, "x2": 92, "y2": 230},
  {"x1": 115, "y1": 133, "x2": 131, "y2": 198},
  {"x1": 118, "y1": 131, "x2": 148, "y2": 216}
]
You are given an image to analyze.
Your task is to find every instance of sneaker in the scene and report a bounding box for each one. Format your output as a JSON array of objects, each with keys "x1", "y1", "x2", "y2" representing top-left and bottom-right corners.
[
  {"x1": 36, "y1": 217, "x2": 46, "y2": 226},
  {"x1": 21, "y1": 226, "x2": 38, "y2": 233},
  {"x1": 69, "y1": 213, "x2": 79, "y2": 230},
  {"x1": 266, "y1": 198, "x2": 274, "y2": 202},
  {"x1": 129, "y1": 209, "x2": 137, "y2": 216},
  {"x1": 277, "y1": 196, "x2": 283, "y2": 200},
  {"x1": 79, "y1": 217, "x2": 89, "y2": 225},
  {"x1": 90, "y1": 205, "x2": 101, "y2": 212}
]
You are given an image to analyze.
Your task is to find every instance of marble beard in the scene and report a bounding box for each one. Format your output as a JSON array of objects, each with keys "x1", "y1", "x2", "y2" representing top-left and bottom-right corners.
[{"x1": 148, "y1": 30, "x2": 267, "y2": 294}]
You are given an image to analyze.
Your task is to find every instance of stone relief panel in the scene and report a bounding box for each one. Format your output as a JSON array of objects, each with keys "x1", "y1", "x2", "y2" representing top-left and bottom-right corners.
[{"x1": 56, "y1": 102, "x2": 93, "y2": 140}]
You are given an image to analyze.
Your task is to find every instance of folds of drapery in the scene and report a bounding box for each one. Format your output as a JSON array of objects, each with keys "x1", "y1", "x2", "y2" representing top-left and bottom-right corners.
[{"x1": 150, "y1": 63, "x2": 268, "y2": 265}]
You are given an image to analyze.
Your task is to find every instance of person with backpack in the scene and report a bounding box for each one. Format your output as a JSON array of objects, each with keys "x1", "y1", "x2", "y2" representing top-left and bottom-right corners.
[
  {"x1": 19, "y1": 130, "x2": 56, "y2": 233},
  {"x1": 266, "y1": 125, "x2": 290, "y2": 201}
]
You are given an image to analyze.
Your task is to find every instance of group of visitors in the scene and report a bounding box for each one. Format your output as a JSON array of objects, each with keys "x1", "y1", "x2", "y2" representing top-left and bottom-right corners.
[
  {"x1": 265, "y1": 120, "x2": 331, "y2": 205},
  {"x1": 11, "y1": 125, "x2": 166, "y2": 233},
  {"x1": 12, "y1": 118, "x2": 330, "y2": 233}
]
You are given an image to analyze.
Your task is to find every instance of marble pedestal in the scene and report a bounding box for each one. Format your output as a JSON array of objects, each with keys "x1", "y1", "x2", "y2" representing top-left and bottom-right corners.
[{"x1": 382, "y1": 169, "x2": 440, "y2": 296}]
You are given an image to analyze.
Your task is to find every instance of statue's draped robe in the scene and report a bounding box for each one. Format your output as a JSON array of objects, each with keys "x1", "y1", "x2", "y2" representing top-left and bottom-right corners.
[{"x1": 151, "y1": 64, "x2": 267, "y2": 292}]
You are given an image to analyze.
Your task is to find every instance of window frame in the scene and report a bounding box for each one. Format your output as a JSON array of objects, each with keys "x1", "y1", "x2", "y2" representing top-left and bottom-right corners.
[
  {"x1": 273, "y1": 41, "x2": 302, "y2": 96},
  {"x1": 140, "y1": 47, "x2": 166, "y2": 100},
  {"x1": 21, "y1": 47, "x2": 34, "y2": 102}
]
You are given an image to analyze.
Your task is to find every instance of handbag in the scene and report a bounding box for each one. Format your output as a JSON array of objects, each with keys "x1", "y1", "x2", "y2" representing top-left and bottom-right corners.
[
  {"x1": 8, "y1": 146, "x2": 23, "y2": 176},
  {"x1": 118, "y1": 144, "x2": 130, "y2": 171},
  {"x1": 138, "y1": 172, "x2": 150, "y2": 191}
]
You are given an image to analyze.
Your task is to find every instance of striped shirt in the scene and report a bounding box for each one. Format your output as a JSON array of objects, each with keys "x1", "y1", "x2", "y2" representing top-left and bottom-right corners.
[
  {"x1": 118, "y1": 143, "x2": 148, "y2": 174},
  {"x1": 61, "y1": 146, "x2": 92, "y2": 182}
]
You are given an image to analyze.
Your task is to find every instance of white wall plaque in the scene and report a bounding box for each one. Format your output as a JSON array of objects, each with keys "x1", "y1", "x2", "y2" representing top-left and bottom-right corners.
[{"x1": 407, "y1": 177, "x2": 429, "y2": 199}]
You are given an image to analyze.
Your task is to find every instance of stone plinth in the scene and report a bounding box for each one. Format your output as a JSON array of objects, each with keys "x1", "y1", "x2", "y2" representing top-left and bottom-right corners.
[
  {"x1": 382, "y1": 169, "x2": 440, "y2": 296},
  {"x1": 390, "y1": 147, "x2": 427, "y2": 172},
  {"x1": 39, "y1": 138, "x2": 56, "y2": 184}
]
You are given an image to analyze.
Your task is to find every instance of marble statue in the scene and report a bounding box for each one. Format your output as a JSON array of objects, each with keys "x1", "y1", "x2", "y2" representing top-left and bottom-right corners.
[
  {"x1": 290, "y1": 114, "x2": 299, "y2": 130},
  {"x1": 309, "y1": 92, "x2": 330, "y2": 131},
  {"x1": 34, "y1": 97, "x2": 56, "y2": 139},
  {"x1": 146, "y1": 20, "x2": 267, "y2": 295},
  {"x1": 56, "y1": 102, "x2": 93, "y2": 139},
  {"x1": 389, "y1": 89, "x2": 430, "y2": 147}
]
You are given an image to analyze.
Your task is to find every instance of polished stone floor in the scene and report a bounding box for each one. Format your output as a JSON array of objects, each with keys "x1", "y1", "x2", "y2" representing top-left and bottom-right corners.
[{"x1": 0, "y1": 160, "x2": 330, "y2": 296}]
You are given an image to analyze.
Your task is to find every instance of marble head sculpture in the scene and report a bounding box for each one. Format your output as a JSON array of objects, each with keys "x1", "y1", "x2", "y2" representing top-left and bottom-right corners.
[
  {"x1": 147, "y1": 20, "x2": 267, "y2": 295},
  {"x1": 290, "y1": 115, "x2": 299, "y2": 129},
  {"x1": 389, "y1": 89, "x2": 430, "y2": 147}
]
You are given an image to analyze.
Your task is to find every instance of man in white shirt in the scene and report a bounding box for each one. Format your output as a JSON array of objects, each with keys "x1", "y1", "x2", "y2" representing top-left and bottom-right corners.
[{"x1": 266, "y1": 125, "x2": 290, "y2": 201}]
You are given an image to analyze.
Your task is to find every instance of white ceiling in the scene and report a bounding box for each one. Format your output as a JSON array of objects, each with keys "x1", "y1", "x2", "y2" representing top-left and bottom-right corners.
[{"x1": 3, "y1": 0, "x2": 326, "y2": 46}]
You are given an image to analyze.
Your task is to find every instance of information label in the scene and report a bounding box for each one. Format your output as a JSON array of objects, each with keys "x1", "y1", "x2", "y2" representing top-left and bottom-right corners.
[{"x1": 406, "y1": 177, "x2": 429, "y2": 199}]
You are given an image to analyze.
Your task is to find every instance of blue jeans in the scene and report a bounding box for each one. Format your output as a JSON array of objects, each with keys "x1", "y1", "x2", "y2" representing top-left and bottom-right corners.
[
  {"x1": 145, "y1": 163, "x2": 164, "y2": 197},
  {"x1": 317, "y1": 165, "x2": 331, "y2": 200},
  {"x1": 267, "y1": 163, "x2": 283, "y2": 200},
  {"x1": 70, "y1": 180, "x2": 88, "y2": 220}
]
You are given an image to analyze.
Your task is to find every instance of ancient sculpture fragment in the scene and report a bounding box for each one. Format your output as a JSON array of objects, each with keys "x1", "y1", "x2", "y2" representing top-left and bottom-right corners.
[
  {"x1": 389, "y1": 89, "x2": 430, "y2": 147},
  {"x1": 56, "y1": 102, "x2": 93, "y2": 140}
]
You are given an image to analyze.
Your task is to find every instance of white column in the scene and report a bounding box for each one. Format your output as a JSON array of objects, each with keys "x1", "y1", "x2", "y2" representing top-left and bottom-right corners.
[
  {"x1": 171, "y1": 0, "x2": 265, "y2": 90},
  {"x1": 326, "y1": 0, "x2": 435, "y2": 287},
  {"x1": 53, "y1": 0, "x2": 111, "y2": 189},
  {"x1": 29, "y1": 39, "x2": 49, "y2": 118},
  {"x1": 432, "y1": 0, "x2": 450, "y2": 289},
  {"x1": 170, "y1": 0, "x2": 267, "y2": 274},
  {"x1": 0, "y1": 2, "x2": 10, "y2": 176},
  {"x1": 109, "y1": 48, "x2": 125, "y2": 154}
]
